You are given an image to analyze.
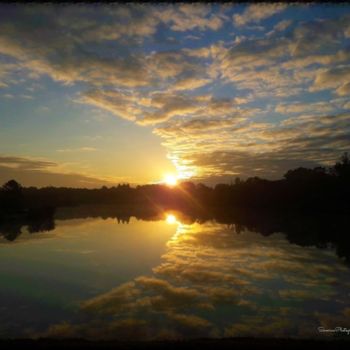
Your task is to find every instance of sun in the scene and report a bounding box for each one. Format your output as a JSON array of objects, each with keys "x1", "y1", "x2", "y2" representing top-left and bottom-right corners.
[
  {"x1": 166, "y1": 214, "x2": 177, "y2": 224},
  {"x1": 164, "y1": 174, "x2": 178, "y2": 187}
]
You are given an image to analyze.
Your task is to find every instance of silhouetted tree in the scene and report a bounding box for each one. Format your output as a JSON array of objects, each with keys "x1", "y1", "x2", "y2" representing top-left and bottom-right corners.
[
  {"x1": 333, "y1": 152, "x2": 350, "y2": 179},
  {"x1": 284, "y1": 167, "x2": 327, "y2": 183},
  {"x1": 1, "y1": 179, "x2": 23, "y2": 213},
  {"x1": 2, "y1": 179, "x2": 22, "y2": 192}
]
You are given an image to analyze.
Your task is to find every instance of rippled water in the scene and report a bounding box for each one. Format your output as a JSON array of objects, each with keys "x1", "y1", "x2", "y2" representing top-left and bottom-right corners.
[{"x1": 0, "y1": 211, "x2": 349, "y2": 340}]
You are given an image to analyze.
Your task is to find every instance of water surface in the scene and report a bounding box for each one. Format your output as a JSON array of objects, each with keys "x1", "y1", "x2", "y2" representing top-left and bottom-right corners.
[{"x1": 0, "y1": 209, "x2": 349, "y2": 339}]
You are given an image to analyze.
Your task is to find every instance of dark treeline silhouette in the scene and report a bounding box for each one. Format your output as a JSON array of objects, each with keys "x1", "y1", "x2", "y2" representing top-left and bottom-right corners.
[
  {"x1": 0, "y1": 153, "x2": 349, "y2": 262},
  {"x1": 1, "y1": 152, "x2": 349, "y2": 214},
  {"x1": 0, "y1": 179, "x2": 56, "y2": 241}
]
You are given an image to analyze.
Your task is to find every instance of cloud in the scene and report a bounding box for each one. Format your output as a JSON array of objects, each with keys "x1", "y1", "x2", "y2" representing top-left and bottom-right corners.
[
  {"x1": 281, "y1": 48, "x2": 350, "y2": 70},
  {"x1": 310, "y1": 65, "x2": 350, "y2": 94},
  {"x1": 147, "y1": 49, "x2": 209, "y2": 83},
  {"x1": 167, "y1": 313, "x2": 212, "y2": 330},
  {"x1": 2, "y1": 93, "x2": 14, "y2": 98},
  {"x1": 0, "y1": 62, "x2": 18, "y2": 87},
  {"x1": 78, "y1": 6, "x2": 160, "y2": 42},
  {"x1": 0, "y1": 155, "x2": 56, "y2": 170},
  {"x1": 275, "y1": 101, "x2": 334, "y2": 114},
  {"x1": 290, "y1": 16, "x2": 350, "y2": 57},
  {"x1": 223, "y1": 36, "x2": 290, "y2": 68},
  {"x1": 158, "y1": 112, "x2": 350, "y2": 181},
  {"x1": 79, "y1": 89, "x2": 143, "y2": 121},
  {"x1": 154, "y1": 117, "x2": 243, "y2": 136},
  {"x1": 157, "y1": 4, "x2": 225, "y2": 32},
  {"x1": 0, "y1": 6, "x2": 156, "y2": 88},
  {"x1": 336, "y1": 82, "x2": 350, "y2": 96},
  {"x1": 0, "y1": 36, "x2": 152, "y2": 89},
  {"x1": 79, "y1": 90, "x2": 248, "y2": 128},
  {"x1": 0, "y1": 4, "x2": 225, "y2": 88},
  {"x1": 216, "y1": 15, "x2": 350, "y2": 99},
  {"x1": 233, "y1": 4, "x2": 287, "y2": 27},
  {"x1": 274, "y1": 19, "x2": 292, "y2": 32},
  {"x1": 137, "y1": 93, "x2": 206, "y2": 125},
  {"x1": 170, "y1": 77, "x2": 211, "y2": 91},
  {"x1": 0, "y1": 155, "x2": 115, "y2": 188}
]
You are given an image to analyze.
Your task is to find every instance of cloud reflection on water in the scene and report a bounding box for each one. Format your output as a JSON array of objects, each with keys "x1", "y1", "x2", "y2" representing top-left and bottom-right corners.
[{"x1": 43, "y1": 218, "x2": 350, "y2": 340}]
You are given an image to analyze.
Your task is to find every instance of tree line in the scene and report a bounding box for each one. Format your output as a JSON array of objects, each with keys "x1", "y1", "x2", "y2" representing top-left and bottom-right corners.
[{"x1": 0, "y1": 152, "x2": 349, "y2": 218}]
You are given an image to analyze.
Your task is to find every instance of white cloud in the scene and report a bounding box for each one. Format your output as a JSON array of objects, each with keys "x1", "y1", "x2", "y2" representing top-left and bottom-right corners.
[{"x1": 233, "y1": 4, "x2": 287, "y2": 27}]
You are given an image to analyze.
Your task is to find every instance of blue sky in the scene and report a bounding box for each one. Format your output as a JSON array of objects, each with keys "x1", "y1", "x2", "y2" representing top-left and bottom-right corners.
[{"x1": 0, "y1": 3, "x2": 349, "y2": 187}]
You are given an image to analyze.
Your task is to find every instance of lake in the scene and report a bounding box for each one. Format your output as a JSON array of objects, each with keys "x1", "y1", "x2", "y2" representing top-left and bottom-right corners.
[{"x1": 0, "y1": 207, "x2": 350, "y2": 340}]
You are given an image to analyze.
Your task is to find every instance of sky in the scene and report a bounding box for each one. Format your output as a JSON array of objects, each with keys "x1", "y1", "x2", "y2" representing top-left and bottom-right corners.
[{"x1": 0, "y1": 3, "x2": 349, "y2": 188}]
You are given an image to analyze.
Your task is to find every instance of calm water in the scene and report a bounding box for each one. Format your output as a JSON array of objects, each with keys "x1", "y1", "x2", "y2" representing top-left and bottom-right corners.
[{"x1": 0, "y1": 209, "x2": 350, "y2": 340}]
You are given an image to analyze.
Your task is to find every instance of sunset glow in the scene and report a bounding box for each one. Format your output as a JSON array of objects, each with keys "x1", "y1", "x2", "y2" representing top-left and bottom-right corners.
[
  {"x1": 164, "y1": 174, "x2": 178, "y2": 187},
  {"x1": 166, "y1": 214, "x2": 177, "y2": 225}
]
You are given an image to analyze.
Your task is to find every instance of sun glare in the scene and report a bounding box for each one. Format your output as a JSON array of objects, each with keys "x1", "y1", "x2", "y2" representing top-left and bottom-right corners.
[
  {"x1": 166, "y1": 214, "x2": 177, "y2": 224},
  {"x1": 164, "y1": 174, "x2": 178, "y2": 186}
]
